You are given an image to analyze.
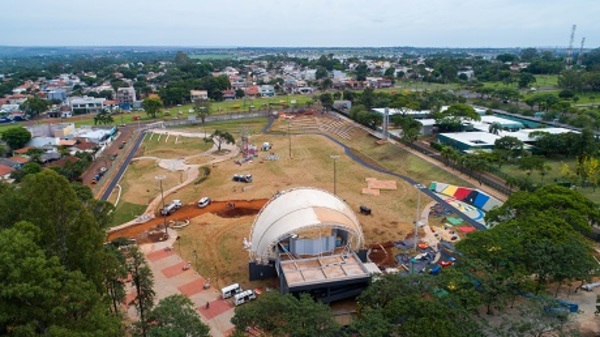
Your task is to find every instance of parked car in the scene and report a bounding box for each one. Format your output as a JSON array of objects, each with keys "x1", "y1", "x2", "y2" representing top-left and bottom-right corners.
[
  {"x1": 198, "y1": 197, "x2": 211, "y2": 208},
  {"x1": 100, "y1": 167, "x2": 108, "y2": 173},
  {"x1": 232, "y1": 174, "x2": 253, "y2": 183}
]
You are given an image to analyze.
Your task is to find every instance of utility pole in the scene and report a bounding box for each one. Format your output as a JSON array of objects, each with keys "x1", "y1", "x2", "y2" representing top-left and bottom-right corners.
[
  {"x1": 155, "y1": 175, "x2": 168, "y2": 237},
  {"x1": 413, "y1": 184, "x2": 423, "y2": 251},
  {"x1": 331, "y1": 155, "x2": 340, "y2": 196},
  {"x1": 287, "y1": 120, "x2": 292, "y2": 158}
]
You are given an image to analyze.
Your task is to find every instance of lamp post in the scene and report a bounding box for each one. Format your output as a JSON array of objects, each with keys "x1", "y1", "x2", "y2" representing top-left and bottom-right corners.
[
  {"x1": 413, "y1": 184, "x2": 425, "y2": 251},
  {"x1": 192, "y1": 249, "x2": 198, "y2": 271},
  {"x1": 330, "y1": 155, "x2": 340, "y2": 196},
  {"x1": 287, "y1": 120, "x2": 292, "y2": 158},
  {"x1": 155, "y1": 175, "x2": 168, "y2": 237}
]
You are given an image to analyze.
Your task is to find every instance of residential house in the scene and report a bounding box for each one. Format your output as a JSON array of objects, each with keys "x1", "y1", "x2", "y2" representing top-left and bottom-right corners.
[
  {"x1": 244, "y1": 85, "x2": 260, "y2": 97},
  {"x1": 69, "y1": 96, "x2": 106, "y2": 114},
  {"x1": 116, "y1": 87, "x2": 136, "y2": 110},
  {"x1": 302, "y1": 69, "x2": 317, "y2": 81},
  {"x1": 333, "y1": 70, "x2": 347, "y2": 80},
  {"x1": 190, "y1": 90, "x2": 208, "y2": 102},
  {"x1": 0, "y1": 158, "x2": 23, "y2": 170},
  {"x1": 0, "y1": 164, "x2": 14, "y2": 182},
  {"x1": 48, "y1": 89, "x2": 67, "y2": 102},
  {"x1": 259, "y1": 85, "x2": 276, "y2": 98},
  {"x1": 222, "y1": 89, "x2": 236, "y2": 101}
]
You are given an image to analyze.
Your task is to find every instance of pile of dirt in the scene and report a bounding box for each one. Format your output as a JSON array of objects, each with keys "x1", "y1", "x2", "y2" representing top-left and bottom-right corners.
[{"x1": 368, "y1": 241, "x2": 397, "y2": 267}]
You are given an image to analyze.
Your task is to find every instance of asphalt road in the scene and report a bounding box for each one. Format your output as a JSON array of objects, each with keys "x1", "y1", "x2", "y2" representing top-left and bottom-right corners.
[{"x1": 99, "y1": 130, "x2": 145, "y2": 201}]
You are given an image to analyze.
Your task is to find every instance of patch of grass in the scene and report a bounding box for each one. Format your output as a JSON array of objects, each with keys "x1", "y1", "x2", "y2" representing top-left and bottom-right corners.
[
  {"x1": 194, "y1": 166, "x2": 211, "y2": 185},
  {"x1": 111, "y1": 201, "x2": 146, "y2": 227},
  {"x1": 141, "y1": 134, "x2": 213, "y2": 159},
  {"x1": 176, "y1": 117, "x2": 269, "y2": 136},
  {"x1": 497, "y1": 158, "x2": 600, "y2": 201},
  {"x1": 0, "y1": 123, "x2": 23, "y2": 134}
]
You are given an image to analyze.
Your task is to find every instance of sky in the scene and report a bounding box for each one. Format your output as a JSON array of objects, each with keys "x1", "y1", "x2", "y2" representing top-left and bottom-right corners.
[{"x1": 1, "y1": 0, "x2": 597, "y2": 48}]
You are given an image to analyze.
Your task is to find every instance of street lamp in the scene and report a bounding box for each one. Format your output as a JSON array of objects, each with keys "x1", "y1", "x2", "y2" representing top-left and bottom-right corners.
[
  {"x1": 330, "y1": 155, "x2": 340, "y2": 196},
  {"x1": 287, "y1": 120, "x2": 292, "y2": 158},
  {"x1": 192, "y1": 249, "x2": 198, "y2": 271},
  {"x1": 413, "y1": 184, "x2": 425, "y2": 251},
  {"x1": 155, "y1": 175, "x2": 168, "y2": 237}
]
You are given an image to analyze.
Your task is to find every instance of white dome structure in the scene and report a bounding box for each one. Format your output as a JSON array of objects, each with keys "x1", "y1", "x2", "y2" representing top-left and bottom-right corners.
[{"x1": 249, "y1": 187, "x2": 364, "y2": 262}]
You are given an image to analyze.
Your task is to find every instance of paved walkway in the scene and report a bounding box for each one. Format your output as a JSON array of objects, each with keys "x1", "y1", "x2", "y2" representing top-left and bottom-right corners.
[{"x1": 126, "y1": 230, "x2": 236, "y2": 336}]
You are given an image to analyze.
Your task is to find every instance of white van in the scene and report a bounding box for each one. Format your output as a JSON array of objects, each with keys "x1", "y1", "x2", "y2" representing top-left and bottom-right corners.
[
  {"x1": 221, "y1": 283, "x2": 242, "y2": 299},
  {"x1": 234, "y1": 289, "x2": 256, "y2": 306}
]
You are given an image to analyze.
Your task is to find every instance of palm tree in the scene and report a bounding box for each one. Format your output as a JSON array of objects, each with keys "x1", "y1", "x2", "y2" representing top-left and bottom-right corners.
[{"x1": 488, "y1": 122, "x2": 502, "y2": 135}]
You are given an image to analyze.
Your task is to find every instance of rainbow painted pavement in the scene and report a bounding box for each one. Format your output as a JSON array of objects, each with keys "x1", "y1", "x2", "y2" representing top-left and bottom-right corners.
[{"x1": 429, "y1": 182, "x2": 503, "y2": 228}]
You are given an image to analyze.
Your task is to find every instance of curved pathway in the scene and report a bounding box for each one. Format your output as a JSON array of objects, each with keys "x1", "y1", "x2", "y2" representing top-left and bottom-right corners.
[
  {"x1": 108, "y1": 130, "x2": 240, "y2": 232},
  {"x1": 262, "y1": 117, "x2": 489, "y2": 231}
]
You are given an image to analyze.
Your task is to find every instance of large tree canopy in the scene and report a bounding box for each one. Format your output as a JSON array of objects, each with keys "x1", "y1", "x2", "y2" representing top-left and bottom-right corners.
[{"x1": 1, "y1": 126, "x2": 31, "y2": 150}]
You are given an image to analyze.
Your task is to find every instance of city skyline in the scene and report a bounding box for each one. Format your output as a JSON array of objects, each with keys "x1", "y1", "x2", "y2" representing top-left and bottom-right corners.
[{"x1": 1, "y1": 0, "x2": 597, "y2": 48}]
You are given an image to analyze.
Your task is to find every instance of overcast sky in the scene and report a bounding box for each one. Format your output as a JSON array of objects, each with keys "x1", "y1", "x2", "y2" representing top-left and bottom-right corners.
[{"x1": 1, "y1": 0, "x2": 596, "y2": 48}]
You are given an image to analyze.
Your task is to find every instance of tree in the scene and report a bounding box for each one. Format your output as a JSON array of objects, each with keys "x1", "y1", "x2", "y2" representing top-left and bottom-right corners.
[
  {"x1": 235, "y1": 88, "x2": 245, "y2": 99},
  {"x1": 0, "y1": 222, "x2": 121, "y2": 336},
  {"x1": 434, "y1": 104, "x2": 480, "y2": 132},
  {"x1": 518, "y1": 72, "x2": 536, "y2": 88},
  {"x1": 17, "y1": 170, "x2": 107, "y2": 287},
  {"x1": 174, "y1": 51, "x2": 190, "y2": 65},
  {"x1": 486, "y1": 185, "x2": 600, "y2": 238},
  {"x1": 494, "y1": 136, "x2": 524, "y2": 159},
  {"x1": 315, "y1": 67, "x2": 328, "y2": 80},
  {"x1": 94, "y1": 110, "x2": 114, "y2": 125},
  {"x1": 193, "y1": 99, "x2": 212, "y2": 124},
  {"x1": 355, "y1": 63, "x2": 369, "y2": 81},
  {"x1": 356, "y1": 274, "x2": 485, "y2": 337},
  {"x1": 10, "y1": 161, "x2": 42, "y2": 182},
  {"x1": 1, "y1": 126, "x2": 31, "y2": 150},
  {"x1": 384, "y1": 67, "x2": 396, "y2": 78},
  {"x1": 232, "y1": 293, "x2": 340, "y2": 337},
  {"x1": 488, "y1": 122, "x2": 502, "y2": 135},
  {"x1": 129, "y1": 246, "x2": 155, "y2": 337},
  {"x1": 19, "y1": 96, "x2": 49, "y2": 118},
  {"x1": 390, "y1": 115, "x2": 421, "y2": 142},
  {"x1": 211, "y1": 130, "x2": 235, "y2": 151},
  {"x1": 319, "y1": 93, "x2": 333, "y2": 109},
  {"x1": 142, "y1": 95, "x2": 163, "y2": 118},
  {"x1": 146, "y1": 295, "x2": 210, "y2": 337}
]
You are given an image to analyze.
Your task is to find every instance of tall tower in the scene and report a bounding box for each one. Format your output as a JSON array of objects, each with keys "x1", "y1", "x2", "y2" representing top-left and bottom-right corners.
[
  {"x1": 566, "y1": 25, "x2": 576, "y2": 70},
  {"x1": 577, "y1": 37, "x2": 586, "y2": 67}
]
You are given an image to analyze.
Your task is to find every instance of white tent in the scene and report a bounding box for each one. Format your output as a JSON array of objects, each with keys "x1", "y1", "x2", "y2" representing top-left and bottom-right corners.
[{"x1": 249, "y1": 187, "x2": 364, "y2": 262}]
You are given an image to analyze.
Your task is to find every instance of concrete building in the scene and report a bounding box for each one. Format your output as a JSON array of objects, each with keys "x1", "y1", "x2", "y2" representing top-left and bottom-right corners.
[
  {"x1": 26, "y1": 123, "x2": 75, "y2": 138},
  {"x1": 116, "y1": 87, "x2": 136, "y2": 110},
  {"x1": 259, "y1": 85, "x2": 276, "y2": 98},
  {"x1": 190, "y1": 90, "x2": 208, "y2": 102},
  {"x1": 69, "y1": 96, "x2": 106, "y2": 114},
  {"x1": 48, "y1": 89, "x2": 67, "y2": 102}
]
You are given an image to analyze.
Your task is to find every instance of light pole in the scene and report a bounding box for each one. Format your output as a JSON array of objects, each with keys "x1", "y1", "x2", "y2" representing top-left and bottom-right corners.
[
  {"x1": 155, "y1": 175, "x2": 168, "y2": 237},
  {"x1": 413, "y1": 184, "x2": 425, "y2": 251},
  {"x1": 192, "y1": 249, "x2": 198, "y2": 271},
  {"x1": 330, "y1": 155, "x2": 340, "y2": 196},
  {"x1": 287, "y1": 120, "x2": 292, "y2": 158}
]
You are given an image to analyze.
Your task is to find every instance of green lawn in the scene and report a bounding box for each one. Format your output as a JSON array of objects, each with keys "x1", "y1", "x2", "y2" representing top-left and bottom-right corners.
[
  {"x1": 533, "y1": 75, "x2": 559, "y2": 88},
  {"x1": 141, "y1": 133, "x2": 214, "y2": 159},
  {"x1": 111, "y1": 201, "x2": 147, "y2": 227},
  {"x1": 175, "y1": 117, "x2": 270, "y2": 137},
  {"x1": 0, "y1": 123, "x2": 23, "y2": 134},
  {"x1": 497, "y1": 158, "x2": 600, "y2": 201}
]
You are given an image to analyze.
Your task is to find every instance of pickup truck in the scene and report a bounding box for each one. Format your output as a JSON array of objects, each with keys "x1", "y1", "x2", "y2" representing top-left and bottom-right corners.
[{"x1": 161, "y1": 200, "x2": 182, "y2": 215}]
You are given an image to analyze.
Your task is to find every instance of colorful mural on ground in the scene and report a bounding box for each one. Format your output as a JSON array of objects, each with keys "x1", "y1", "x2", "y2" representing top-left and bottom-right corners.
[
  {"x1": 429, "y1": 182, "x2": 503, "y2": 212},
  {"x1": 429, "y1": 182, "x2": 503, "y2": 228}
]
